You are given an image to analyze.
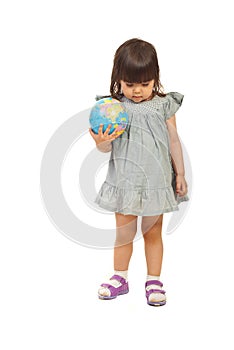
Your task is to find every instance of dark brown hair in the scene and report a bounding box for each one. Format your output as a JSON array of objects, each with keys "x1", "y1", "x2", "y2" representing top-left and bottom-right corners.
[{"x1": 110, "y1": 38, "x2": 166, "y2": 100}]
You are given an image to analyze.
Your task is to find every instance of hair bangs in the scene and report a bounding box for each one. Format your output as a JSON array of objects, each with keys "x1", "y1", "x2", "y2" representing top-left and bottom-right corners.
[{"x1": 119, "y1": 59, "x2": 155, "y2": 83}]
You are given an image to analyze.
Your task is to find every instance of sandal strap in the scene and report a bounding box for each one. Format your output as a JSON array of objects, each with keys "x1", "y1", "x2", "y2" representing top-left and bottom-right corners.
[
  {"x1": 145, "y1": 280, "x2": 163, "y2": 288},
  {"x1": 100, "y1": 280, "x2": 128, "y2": 298},
  {"x1": 100, "y1": 283, "x2": 116, "y2": 292},
  {"x1": 100, "y1": 283, "x2": 121, "y2": 296},
  {"x1": 99, "y1": 275, "x2": 127, "y2": 297},
  {"x1": 146, "y1": 289, "x2": 166, "y2": 298},
  {"x1": 110, "y1": 274, "x2": 126, "y2": 285}
]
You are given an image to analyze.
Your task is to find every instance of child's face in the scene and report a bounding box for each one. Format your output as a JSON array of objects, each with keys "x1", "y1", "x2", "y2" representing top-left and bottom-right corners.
[{"x1": 120, "y1": 80, "x2": 155, "y2": 103}]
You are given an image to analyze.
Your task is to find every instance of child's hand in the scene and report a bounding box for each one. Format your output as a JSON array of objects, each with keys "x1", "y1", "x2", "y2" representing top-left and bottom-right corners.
[
  {"x1": 89, "y1": 124, "x2": 120, "y2": 146},
  {"x1": 175, "y1": 174, "x2": 188, "y2": 197}
]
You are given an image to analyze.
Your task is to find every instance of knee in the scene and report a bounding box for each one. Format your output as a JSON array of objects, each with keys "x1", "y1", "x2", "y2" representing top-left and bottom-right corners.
[
  {"x1": 143, "y1": 230, "x2": 162, "y2": 245},
  {"x1": 115, "y1": 232, "x2": 136, "y2": 247},
  {"x1": 116, "y1": 224, "x2": 137, "y2": 245},
  {"x1": 115, "y1": 213, "x2": 137, "y2": 245},
  {"x1": 115, "y1": 227, "x2": 137, "y2": 246},
  {"x1": 141, "y1": 215, "x2": 163, "y2": 236}
]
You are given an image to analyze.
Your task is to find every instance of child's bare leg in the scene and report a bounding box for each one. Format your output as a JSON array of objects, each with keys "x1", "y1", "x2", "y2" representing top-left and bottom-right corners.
[
  {"x1": 114, "y1": 213, "x2": 138, "y2": 271},
  {"x1": 142, "y1": 214, "x2": 163, "y2": 275},
  {"x1": 141, "y1": 214, "x2": 166, "y2": 304}
]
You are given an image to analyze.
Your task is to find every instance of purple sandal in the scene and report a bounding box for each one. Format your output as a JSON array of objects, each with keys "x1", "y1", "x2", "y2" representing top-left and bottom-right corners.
[
  {"x1": 98, "y1": 274, "x2": 129, "y2": 300},
  {"x1": 145, "y1": 280, "x2": 166, "y2": 306}
]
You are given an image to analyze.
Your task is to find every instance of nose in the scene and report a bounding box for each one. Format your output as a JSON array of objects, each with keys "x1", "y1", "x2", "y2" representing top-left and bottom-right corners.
[{"x1": 133, "y1": 85, "x2": 141, "y2": 94}]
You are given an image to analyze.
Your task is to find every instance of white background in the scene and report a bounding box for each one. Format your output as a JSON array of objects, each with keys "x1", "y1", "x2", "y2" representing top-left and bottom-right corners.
[{"x1": 1, "y1": 0, "x2": 234, "y2": 349}]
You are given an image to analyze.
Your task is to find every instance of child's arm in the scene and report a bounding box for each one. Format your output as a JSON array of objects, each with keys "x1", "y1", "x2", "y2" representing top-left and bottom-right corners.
[
  {"x1": 166, "y1": 115, "x2": 185, "y2": 175},
  {"x1": 166, "y1": 115, "x2": 188, "y2": 196},
  {"x1": 89, "y1": 124, "x2": 119, "y2": 153}
]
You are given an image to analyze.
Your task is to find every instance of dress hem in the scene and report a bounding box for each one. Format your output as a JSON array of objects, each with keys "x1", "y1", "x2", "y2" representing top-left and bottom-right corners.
[
  {"x1": 94, "y1": 181, "x2": 189, "y2": 216},
  {"x1": 94, "y1": 199, "x2": 180, "y2": 216}
]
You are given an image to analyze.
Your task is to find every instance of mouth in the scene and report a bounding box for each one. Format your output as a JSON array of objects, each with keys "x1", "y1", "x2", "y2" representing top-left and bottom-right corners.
[{"x1": 132, "y1": 96, "x2": 142, "y2": 99}]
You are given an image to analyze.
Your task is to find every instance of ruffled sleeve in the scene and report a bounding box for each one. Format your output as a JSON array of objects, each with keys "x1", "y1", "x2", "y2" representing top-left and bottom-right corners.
[{"x1": 164, "y1": 92, "x2": 184, "y2": 120}]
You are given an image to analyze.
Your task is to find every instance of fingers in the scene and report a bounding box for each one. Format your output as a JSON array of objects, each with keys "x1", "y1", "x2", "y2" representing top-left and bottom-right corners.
[
  {"x1": 176, "y1": 178, "x2": 188, "y2": 197},
  {"x1": 89, "y1": 128, "x2": 96, "y2": 139},
  {"x1": 104, "y1": 124, "x2": 112, "y2": 136},
  {"x1": 182, "y1": 180, "x2": 187, "y2": 195},
  {"x1": 90, "y1": 124, "x2": 120, "y2": 143},
  {"x1": 108, "y1": 126, "x2": 121, "y2": 140},
  {"x1": 102, "y1": 124, "x2": 120, "y2": 139},
  {"x1": 176, "y1": 181, "x2": 181, "y2": 193},
  {"x1": 98, "y1": 124, "x2": 114, "y2": 136},
  {"x1": 98, "y1": 124, "x2": 104, "y2": 135}
]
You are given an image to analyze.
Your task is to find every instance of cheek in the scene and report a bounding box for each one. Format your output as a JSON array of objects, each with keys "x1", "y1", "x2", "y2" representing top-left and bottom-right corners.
[
  {"x1": 148, "y1": 85, "x2": 154, "y2": 93},
  {"x1": 123, "y1": 87, "x2": 131, "y2": 95}
]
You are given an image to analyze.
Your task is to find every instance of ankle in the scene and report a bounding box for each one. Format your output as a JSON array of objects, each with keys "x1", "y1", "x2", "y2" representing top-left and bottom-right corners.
[
  {"x1": 146, "y1": 275, "x2": 161, "y2": 290},
  {"x1": 146, "y1": 274, "x2": 160, "y2": 281},
  {"x1": 114, "y1": 270, "x2": 128, "y2": 281}
]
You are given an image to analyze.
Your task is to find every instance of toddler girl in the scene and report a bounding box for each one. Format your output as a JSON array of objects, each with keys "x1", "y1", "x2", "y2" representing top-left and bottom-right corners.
[{"x1": 89, "y1": 38, "x2": 189, "y2": 306}]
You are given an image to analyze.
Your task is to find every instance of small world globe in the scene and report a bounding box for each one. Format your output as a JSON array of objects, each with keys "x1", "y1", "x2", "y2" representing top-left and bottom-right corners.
[{"x1": 89, "y1": 97, "x2": 128, "y2": 135}]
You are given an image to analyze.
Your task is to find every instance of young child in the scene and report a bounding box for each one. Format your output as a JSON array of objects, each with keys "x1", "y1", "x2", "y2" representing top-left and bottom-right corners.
[{"x1": 89, "y1": 38, "x2": 189, "y2": 306}]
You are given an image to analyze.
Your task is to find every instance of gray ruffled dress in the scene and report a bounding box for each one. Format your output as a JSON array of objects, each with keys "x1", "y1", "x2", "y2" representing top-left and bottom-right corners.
[{"x1": 95, "y1": 92, "x2": 189, "y2": 216}]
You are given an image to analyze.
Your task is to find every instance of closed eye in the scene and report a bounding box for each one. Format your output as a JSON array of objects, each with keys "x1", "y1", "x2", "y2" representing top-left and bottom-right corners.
[{"x1": 125, "y1": 82, "x2": 150, "y2": 87}]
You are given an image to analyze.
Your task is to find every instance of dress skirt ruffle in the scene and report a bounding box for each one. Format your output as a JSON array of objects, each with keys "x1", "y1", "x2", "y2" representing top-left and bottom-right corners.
[{"x1": 95, "y1": 174, "x2": 189, "y2": 216}]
